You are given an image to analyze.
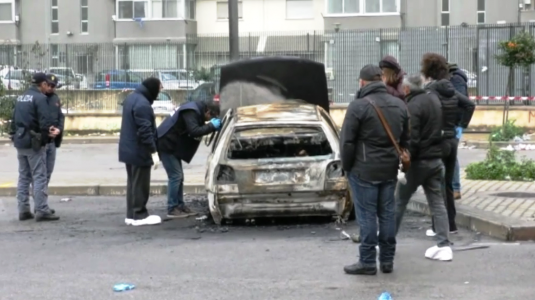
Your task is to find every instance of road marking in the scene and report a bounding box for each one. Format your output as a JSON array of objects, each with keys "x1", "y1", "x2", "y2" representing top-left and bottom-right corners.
[{"x1": 0, "y1": 182, "x2": 14, "y2": 187}]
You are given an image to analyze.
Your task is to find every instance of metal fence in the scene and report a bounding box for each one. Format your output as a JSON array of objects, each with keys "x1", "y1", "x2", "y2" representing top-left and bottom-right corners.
[{"x1": 1, "y1": 23, "x2": 534, "y2": 111}]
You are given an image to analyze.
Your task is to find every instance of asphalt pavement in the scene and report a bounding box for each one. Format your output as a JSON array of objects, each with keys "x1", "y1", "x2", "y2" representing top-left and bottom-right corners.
[{"x1": 0, "y1": 195, "x2": 534, "y2": 300}]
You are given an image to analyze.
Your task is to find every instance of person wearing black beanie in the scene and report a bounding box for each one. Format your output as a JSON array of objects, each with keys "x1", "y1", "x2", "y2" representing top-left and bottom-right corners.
[
  {"x1": 141, "y1": 77, "x2": 162, "y2": 102},
  {"x1": 118, "y1": 77, "x2": 162, "y2": 226}
]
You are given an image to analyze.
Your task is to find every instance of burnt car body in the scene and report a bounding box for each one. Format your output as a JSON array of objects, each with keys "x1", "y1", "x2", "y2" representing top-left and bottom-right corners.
[{"x1": 204, "y1": 57, "x2": 352, "y2": 224}]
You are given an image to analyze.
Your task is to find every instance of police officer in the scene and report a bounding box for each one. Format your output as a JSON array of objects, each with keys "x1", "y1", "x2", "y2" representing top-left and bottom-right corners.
[
  {"x1": 9, "y1": 73, "x2": 60, "y2": 222},
  {"x1": 44, "y1": 74, "x2": 65, "y2": 184}
]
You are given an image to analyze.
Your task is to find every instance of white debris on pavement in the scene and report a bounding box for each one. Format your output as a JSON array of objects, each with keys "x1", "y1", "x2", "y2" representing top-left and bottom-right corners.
[
  {"x1": 196, "y1": 215, "x2": 208, "y2": 221},
  {"x1": 60, "y1": 198, "x2": 72, "y2": 202},
  {"x1": 500, "y1": 144, "x2": 535, "y2": 151}
]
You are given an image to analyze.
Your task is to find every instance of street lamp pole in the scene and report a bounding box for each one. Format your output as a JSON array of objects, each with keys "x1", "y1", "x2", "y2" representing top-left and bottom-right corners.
[{"x1": 228, "y1": 0, "x2": 240, "y2": 61}]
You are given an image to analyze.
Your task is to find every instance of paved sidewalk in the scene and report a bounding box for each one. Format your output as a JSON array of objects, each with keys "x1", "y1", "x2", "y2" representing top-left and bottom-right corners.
[{"x1": 409, "y1": 170, "x2": 535, "y2": 241}]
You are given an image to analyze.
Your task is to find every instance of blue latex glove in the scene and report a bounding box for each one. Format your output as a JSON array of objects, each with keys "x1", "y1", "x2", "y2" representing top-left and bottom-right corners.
[
  {"x1": 210, "y1": 118, "x2": 221, "y2": 130},
  {"x1": 455, "y1": 126, "x2": 463, "y2": 140}
]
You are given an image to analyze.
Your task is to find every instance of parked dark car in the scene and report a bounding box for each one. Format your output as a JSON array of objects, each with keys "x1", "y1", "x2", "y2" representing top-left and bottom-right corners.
[
  {"x1": 93, "y1": 70, "x2": 144, "y2": 90},
  {"x1": 186, "y1": 82, "x2": 218, "y2": 103}
]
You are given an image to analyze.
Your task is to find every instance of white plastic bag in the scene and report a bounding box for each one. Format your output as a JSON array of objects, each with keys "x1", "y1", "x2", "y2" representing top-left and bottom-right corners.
[{"x1": 152, "y1": 153, "x2": 161, "y2": 170}]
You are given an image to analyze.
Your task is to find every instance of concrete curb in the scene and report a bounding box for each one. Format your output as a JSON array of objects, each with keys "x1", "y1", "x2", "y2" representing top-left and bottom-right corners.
[
  {"x1": 0, "y1": 136, "x2": 212, "y2": 145},
  {"x1": 407, "y1": 195, "x2": 535, "y2": 241},
  {"x1": 0, "y1": 184, "x2": 206, "y2": 197}
]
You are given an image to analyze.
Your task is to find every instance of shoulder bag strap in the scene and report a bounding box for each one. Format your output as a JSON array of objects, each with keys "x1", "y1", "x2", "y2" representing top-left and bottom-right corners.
[{"x1": 363, "y1": 97, "x2": 403, "y2": 155}]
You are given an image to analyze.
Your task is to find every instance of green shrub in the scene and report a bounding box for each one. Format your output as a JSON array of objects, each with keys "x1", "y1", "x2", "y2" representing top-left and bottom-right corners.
[
  {"x1": 489, "y1": 119, "x2": 524, "y2": 142},
  {"x1": 465, "y1": 144, "x2": 535, "y2": 181}
]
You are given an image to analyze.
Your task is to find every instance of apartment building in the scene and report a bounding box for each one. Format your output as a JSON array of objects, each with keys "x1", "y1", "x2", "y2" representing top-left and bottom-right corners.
[
  {"x1": 1, "y1": 0, "x2": 532, "y2": 44},
  {"x1": 0, "y1": 0, "x2": 533, "y2": 99}
]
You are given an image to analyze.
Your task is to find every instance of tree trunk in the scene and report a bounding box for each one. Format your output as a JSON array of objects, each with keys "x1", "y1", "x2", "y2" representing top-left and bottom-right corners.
[{"x1": 502, "y1": 67, "x2": 514, "y2": 125}]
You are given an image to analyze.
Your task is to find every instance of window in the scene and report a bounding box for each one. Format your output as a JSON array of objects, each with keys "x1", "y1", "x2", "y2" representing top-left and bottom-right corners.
[
  {"x1": 286, "y1": 0, "x2": 313, "y2": 19},
  {"x1": 118, "y1": 0, "x2": 148, "y2": 19},
  {"x1": 50, "y1": 44, "x2": 59, "y2": 67},
  {"x1": 441, "y1": 0, "x2": 449, "y2": 26},
  {"x1": 0, "y1": 0, "x2": 14, "y2": 22},
  {"x1": 216, "y1": 1, "x2": 243, "y2": 19},
  {"x1": 151, "y1": 0, "x2": 179, "y2": 18},
  {"x1": 51, "y1": 0, "x2": 59, "y2": 34},
  {"x1": 185, "y1": 0, "x2": 195, "y2": 19},
  {"x1": 81, "y1": 0, "x2": 88, "y2": 33},
  {"x1": 477, "y1": 0, "x2": 485, "y2": 24},
  {"x1": 327, "y1": 0, "x2": 397, "y2": 15},
  {"x1": 117, "y1": 0, "x2": 192, "y2": 19}
]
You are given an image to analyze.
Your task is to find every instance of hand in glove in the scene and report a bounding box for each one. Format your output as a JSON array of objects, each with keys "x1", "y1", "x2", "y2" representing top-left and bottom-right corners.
[{"x1": 210, "y1": 118, "x2": 222, "y2": 130}]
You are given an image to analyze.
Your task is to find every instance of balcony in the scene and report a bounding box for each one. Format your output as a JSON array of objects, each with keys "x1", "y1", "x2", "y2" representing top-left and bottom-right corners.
[{"x1": 114, "y1": 19, "x2": 197, "y2": 44}]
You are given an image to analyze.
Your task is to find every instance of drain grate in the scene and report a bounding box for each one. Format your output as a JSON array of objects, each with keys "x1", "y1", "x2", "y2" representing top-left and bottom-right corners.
[{"x1": 491, "y1": 192, "x2": 535, "y2": 198}]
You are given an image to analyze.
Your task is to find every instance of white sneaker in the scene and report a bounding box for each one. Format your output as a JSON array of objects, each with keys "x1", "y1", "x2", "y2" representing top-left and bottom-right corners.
[
  {"x1": 426, "y1": 229, "x2": 437, "y2": 237},
  {"x1": 425, "y1": 245, "x2": 453, "y2": 261},
  {"x1": 125, "y1": 218, "x2": 134, "y2": 225},
  {"x1": 132, "y1": 215, "x2": 162, "y2": 226}
]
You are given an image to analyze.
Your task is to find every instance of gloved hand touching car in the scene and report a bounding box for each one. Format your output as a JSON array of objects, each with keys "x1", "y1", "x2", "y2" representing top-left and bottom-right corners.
[{"x1": 210, "y1": 118, "x2": 222, "y2": 131}]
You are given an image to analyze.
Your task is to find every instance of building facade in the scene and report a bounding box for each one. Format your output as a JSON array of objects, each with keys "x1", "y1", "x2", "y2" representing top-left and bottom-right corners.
[{"x1": 0, "y1": 0, "x2": 534, "y2": 100}]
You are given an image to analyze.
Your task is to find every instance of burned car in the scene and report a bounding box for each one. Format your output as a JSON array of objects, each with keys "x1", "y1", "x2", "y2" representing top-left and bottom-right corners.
[{"x1": 204, "y1": 57, "x2": 353, "y2": 224}]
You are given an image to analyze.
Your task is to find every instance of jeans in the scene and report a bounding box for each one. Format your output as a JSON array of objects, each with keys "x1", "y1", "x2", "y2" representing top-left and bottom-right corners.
[
  {"x1": 348, "y1": 172, "x2": 397, "y2": 266},
  {"x1": 453, "y1": 127, "x2": 462, "y2": 192},
  {"x1": 45, "y1": 143, "x2": 57, "y2": 184},
  {"x1": 16, "y1": 147, "x2": 50, "y2": 214},
  {"x1": 452, "y1": 157, "x2": 461, "y2": 192},
  {"x1": 395, "y1": 159, "x2": 451, "y2": 247},
  {"x1": 160, "y1": 152, "x2": 184, "y2": 213}
]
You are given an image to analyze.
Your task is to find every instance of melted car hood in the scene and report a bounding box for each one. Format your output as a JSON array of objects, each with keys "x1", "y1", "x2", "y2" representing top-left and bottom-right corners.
[{"x1": 219, "y1": 57, "x2": 330, "y2": 113}]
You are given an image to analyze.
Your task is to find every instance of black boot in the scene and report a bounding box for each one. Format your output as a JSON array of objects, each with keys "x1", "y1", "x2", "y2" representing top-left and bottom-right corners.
[
  {"x1": 35, "y1": 211, "x2": 60, "y2": 222},
  {"x1": 19, "y1": 212, "x2": 35, "y2": 221},
  {"x1": 343, "y1": 262, "x2": 377, "y2": 275},
  {"x1": 380, "y1": 262, "x2": 394, "y2": 274}
]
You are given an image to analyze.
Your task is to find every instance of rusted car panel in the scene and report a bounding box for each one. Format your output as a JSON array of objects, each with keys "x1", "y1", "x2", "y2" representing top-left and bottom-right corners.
[{"x1": 205, "y1": 103, "x2": 351, "y2": 224}]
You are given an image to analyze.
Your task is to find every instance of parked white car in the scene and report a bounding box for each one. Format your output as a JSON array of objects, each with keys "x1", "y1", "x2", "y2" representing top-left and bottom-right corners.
[
  {"x1": 0, "y1": 68, "x2": 35, "y2": 90},
  {"x1": 204, "y1": 57, "x2": 353, "y2": 225},
  {"x1": 129, "y1": 69, "x2": 198, "y2": 90},
  {"x1": 152, "y1": 91, "x2": 176, "y2": 113}
]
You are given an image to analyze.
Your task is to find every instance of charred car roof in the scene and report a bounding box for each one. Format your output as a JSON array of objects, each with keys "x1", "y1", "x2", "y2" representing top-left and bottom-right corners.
[
  {"x1": 234, "y1": 103, "x2": 322, "y2": 123},
  {"x1": 219, "y1": 57, "x2": 330, "y2": 113}
]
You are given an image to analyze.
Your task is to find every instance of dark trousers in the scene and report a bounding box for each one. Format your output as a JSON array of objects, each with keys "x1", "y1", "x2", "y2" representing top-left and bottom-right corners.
[
  {"x1": 396, "y1": 159, "x2": 451, "y2": 247},
  {"x1": 348, "y1": 172, "x2": 397, "y2": 267},
  {"x1": 432, "y1": 138, "x2": 458, "y2": 232},
  {"x1": 125, "y1": 164, "x2": 151, "y2": 220}
]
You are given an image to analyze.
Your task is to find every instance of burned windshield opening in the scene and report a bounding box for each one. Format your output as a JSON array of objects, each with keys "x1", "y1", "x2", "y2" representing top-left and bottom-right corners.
[{"x1": 227, "y1": 127, "x2": 332, "y2": 159}]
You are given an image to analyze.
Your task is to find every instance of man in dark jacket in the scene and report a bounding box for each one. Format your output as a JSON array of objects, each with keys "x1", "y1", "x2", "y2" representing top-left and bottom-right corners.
[
  {"x1": 119, "y1": 77, "x2": 161, "y2": 227},
  {"x1": 341, "y1": 65, "x2": 410, "y2": 276},
  {"x1": 448, "y1": 63, "x2": 468, "y2": 200},
  {"x1": 157, "y1": 100, "x2": 221, "y2": 218},
  {"x1": 394, "y1": 74, "x2": 452, "y2": 261},
  {"x1": 10, "y1": 73, "x2": 59, "y2": 222},
  {"x1": 43, "y1": 74, "x2": 65, "y2": 184},
  {"x1": 420, "y1": 53, "x2": 475, "y2": 240}
]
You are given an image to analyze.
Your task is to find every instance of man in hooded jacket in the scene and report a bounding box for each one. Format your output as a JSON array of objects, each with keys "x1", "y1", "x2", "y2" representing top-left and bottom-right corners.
[
  {"x1": 420, "y1": 53, "x2": 475, "y2": 241},
  {"x1": 156, "y1": 100, "x2": 221, "y2": 218},
  {"x1": 448, "y1": 63, "x2": 468, "y2": 200},
  {"x1": 119, "y1": 77, "x2": 162, "y2": 227}
]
